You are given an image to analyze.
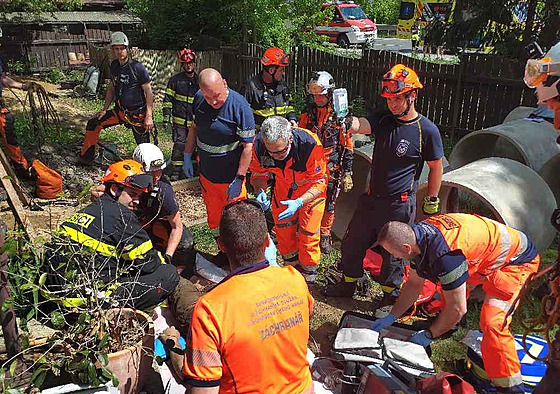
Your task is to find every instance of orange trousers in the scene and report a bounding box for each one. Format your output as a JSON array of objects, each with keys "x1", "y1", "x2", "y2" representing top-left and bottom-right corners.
[
  {"x1": 470, "y1": 256, "x2": 540, "y2": 389},
  {"x1": 81, "y1": 108, "x2": 152, "y2": 160},
  {"x1": 200, "y1": 175, "x2": 247, "y2": 237},
  {"x1": 271, "y1": 196, "x2": 325, "y2": 267},
  {"x1": 0, "y1": 108, "x2": 28, "y2": 169}
]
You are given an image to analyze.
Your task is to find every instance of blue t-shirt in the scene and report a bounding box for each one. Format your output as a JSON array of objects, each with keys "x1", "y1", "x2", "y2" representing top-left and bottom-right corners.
[
  {"x1": 367, "y1": 111, "x2": 443, "y2": 197},
  {"x1": 110, "y1": 59, "x2": 150, "y2": 111},
  {"x1": 0, "y1": 56, "x2": 6, "y2": 98},
  {"x1": 194, "y1": 89, "x2": 256, "y2": 183},
  {"x1": 157, "y1": 177, "x2": 179, "y2": 218}
]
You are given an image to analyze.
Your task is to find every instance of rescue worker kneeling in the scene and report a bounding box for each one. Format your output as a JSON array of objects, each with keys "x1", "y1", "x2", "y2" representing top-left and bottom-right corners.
[
  {"x1": 44, "y1": 160, "x2": 187, "y2": 311},
  {"x1": 371, "y1": 213, "x2": 540, "y2": 393},
  {"x1": 160, "y1": 200, "x2": 314, "y2": 393},
  {"x1": 250, "y1": 116, "x2": 327, "y2": 282}
]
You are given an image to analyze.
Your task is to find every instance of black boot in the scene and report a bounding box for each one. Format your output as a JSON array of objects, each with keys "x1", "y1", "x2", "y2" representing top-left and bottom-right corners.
[{"x1": 320, "y1": 235, "x2": 332, "y2": 254}]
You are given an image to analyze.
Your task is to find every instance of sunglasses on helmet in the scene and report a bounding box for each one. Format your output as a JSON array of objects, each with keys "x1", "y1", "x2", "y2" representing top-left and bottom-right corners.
[
  {"x1": 380, "y1": 78, "x2": 412, "y2": 94},
  {"x1": 125, "y1": 173, "x2": 153, "y2": 191}
]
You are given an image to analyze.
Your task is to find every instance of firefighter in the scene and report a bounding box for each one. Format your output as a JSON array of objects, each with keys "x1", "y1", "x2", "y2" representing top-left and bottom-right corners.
[
  {"x1": 371, "y1": 213, "x2": 540, "y2": 394},
  {"x1": 0, "y1": 27, "x2": 30, "y2": 172},
  {"x1": 46, "y1": 160, "x2": 187, "y2": 311},
  {"x1": 79, "y1": 32, "x2": 157, "y2": 163},
  {"x1": 250, "y1": 116, "x2": 326, "y2": 282},
  {"x1": 160, "y1": 200, "x2": 314, "y2": 393},
  {"x1": 524, "y1": 41, "x2": 560, "y2": 130},
  {"x1": 163, "y1": 48, "x2": 199, "y2": 181},
  {"x1": 324, "y1": 64, "x2": 444, "y2": 312},
  {"x1": 241, "y1": 47, "x2": 297, "y2": 128},
  {"x1": 182, "y1": 68, "x2": 255, "y2": 241},
  {"x1": 299, "y1": 71, "x2": 353, "y2": 253}
]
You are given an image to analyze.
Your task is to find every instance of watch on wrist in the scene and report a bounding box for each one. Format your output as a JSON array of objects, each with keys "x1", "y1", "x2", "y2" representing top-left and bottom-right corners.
[{"x1": 236, "y1": 174, "x2": 245, "y2": 181}]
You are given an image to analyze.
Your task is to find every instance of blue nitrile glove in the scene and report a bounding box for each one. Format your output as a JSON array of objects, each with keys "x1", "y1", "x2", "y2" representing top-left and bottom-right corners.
[
  {"x1": 256, "y1": 189, "x2": 270, "y2": 211},
  {"x1": 277, "y1": 198, "x2": 303, "y2": 221},
  {"x1": 154, "y1": 335, "x2": 186, "y2": 362},
  {"x1": 410, "y1": 330, "x2": 433, "y2": 347},
  {"x1": 370, "y1": 313, "x2": 397, "y2": 332},
  {"x1": 182, "y1": 153, "x2": 194, "y2": 178},
  {"x1": 227, "y1": 176, "x2": 244, "y2": 200}
]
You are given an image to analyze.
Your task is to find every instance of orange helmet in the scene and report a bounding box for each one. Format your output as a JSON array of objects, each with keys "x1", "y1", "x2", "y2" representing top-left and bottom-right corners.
[
  {"x1": 178, "y1": 48, "x2": 196, "y2": 63},
  {"x1": 261, "y1": 47, "x2": 290, "y2": 67},
  {"x1": 101, "y1": 159, "x2": 153, "y2": 192},
  {"x1": 380, "y1": 64, "x2": 423, "y2": 98}
]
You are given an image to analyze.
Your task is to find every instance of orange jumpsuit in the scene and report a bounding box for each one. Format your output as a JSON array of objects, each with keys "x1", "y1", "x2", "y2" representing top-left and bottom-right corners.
[
  {"x1": 183, "y1": 263, "x2": 314, "y2": 393},
  {"x1": 250, "y1": 127, "x2": 327, "y2": 267},
  {"x1": 411, "y1": 213, "x2": 540, "y2": 390},
  {"x1": 299, "y1": 105, "x2": 353, "y2": 237}
]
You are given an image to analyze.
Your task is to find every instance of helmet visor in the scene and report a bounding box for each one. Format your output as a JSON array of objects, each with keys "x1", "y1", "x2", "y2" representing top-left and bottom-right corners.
[
  {"x1": 381, "y1": 78, "x2": 407, "y2": 94},
  {"x1": 524, "y1": 58, "x2": 560, "y2": 88},
  {"x1": 125, "y1": 173, "x2": 153, "y2": 192}
]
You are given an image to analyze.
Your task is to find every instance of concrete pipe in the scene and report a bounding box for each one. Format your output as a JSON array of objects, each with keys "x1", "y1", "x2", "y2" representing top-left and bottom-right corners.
[
  {"x1": 541, "y1": 154, "x2": 560, "y2": 205},
  {"x1": 449, "y1": 118, "x2": 560, "y2": 173},
  {"x1": 502, "y1": 106, "x2": 536, "y2": 124},
  {"x1": 416, "y1": 158, "x2": 556, "y2": 252},
  {"x1": 331, "y1": 143, "x2": 450, "y2": 240}
]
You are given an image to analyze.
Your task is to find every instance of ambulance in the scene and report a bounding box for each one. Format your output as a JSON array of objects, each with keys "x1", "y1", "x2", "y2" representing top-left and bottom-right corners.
[
  {"x1": 314, "y1": 1, "x2": 377, "y2": 48},
  {"x1": 397, "y1": 0, "x2": 454, "y2": 39}
]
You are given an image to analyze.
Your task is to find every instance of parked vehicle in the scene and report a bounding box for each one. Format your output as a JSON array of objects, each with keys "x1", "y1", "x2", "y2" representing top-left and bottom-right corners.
[
  {"x1": 397, "y1": 0, "x2": 454, "y2": 39},
  {"x1": 315, "y1": 1, "x2": 377, "y2": 48}
]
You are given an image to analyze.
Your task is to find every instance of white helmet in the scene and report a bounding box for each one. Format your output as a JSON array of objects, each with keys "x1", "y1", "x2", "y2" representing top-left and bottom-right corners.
[
  {"x1": 525, "y1": 42, "x2": 560, "y2": 104},
  {"x1": 133, "y1": 143, "x2": 166, "y2": 171},
  {"x1": 307, "y1": 71, "x2": 335, "y2": 95},
  {"x1": 111, "y1": 31, "x2": 129, "y2": 47}
]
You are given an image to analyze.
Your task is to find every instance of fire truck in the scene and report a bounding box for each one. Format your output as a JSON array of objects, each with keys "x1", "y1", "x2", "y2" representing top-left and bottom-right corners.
[
  {"x1": 314, "y1": 1, "x2": 377, "y2": 48},
  {"x1": 397, "y1": 0, "x2": 454, "y2": 39}
]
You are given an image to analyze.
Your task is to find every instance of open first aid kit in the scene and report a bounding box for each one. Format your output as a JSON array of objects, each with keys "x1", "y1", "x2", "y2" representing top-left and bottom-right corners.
[{"x1": 332, "y1": 311, "x2": 436, "y2": 377}]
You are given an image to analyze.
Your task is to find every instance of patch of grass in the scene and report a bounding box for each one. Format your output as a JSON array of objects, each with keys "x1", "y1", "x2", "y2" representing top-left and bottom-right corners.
[{"x1": 14, "y1": 114, "x2": 81, "y2": 146}]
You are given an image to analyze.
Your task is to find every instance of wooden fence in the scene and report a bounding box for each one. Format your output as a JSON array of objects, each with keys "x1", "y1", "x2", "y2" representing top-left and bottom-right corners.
[{"x1": 227, "y1": 43, "x2": 537, "y2": 140}]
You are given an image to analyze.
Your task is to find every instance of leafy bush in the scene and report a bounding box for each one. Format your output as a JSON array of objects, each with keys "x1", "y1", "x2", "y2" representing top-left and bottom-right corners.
[
  {"x1": 43, "y1": 68, "x2": 67, "y2": 84},
  {"x1": 6, "y1": 60, "x2": 29, "y2": 75}
]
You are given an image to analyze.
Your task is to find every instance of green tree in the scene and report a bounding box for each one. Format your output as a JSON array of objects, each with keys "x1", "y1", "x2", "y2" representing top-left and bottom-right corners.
[
  {"x1": 357, "y1": 0, "x2": 401, "y2": 25},
  {"x1": 0, "y1": 0, "x2": 82, "y2": 13},
  {"x1": 446, "y1": 0, "x2": 560, "y2": 58},
  {"x1": 125, "y1": 0, "x2": 331, "y2": 49}
]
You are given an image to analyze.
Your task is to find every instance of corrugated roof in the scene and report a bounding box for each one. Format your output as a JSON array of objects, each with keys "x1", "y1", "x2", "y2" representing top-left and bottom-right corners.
[{"x1": 0, "y1": 11, "x2": 142, "y2": 25}]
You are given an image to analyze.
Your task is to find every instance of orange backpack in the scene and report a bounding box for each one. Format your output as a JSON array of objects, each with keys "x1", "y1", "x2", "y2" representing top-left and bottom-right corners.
[{"x1": 31, "y1": 159, "x2": 63, "y2": 199}]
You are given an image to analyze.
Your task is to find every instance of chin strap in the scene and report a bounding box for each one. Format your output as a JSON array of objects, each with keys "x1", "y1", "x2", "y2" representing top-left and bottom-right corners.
[{"x1": 394, "y1": 91, "x2": 414, "y2": 118}]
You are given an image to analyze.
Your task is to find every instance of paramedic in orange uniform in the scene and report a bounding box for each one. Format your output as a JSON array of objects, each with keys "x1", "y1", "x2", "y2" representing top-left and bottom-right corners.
[
  {"x1": 371, "y1": 213, "x2": 540, "y2": 393},
  {"x1": 250, "y1": 116, "x2": 327, "y2": 282},
  {"x1": 299, "y1": 71, "x2": 353, "y2": 253},
  {"x1": 162, "y1": 200, "x2": 314, "y2": 393}
]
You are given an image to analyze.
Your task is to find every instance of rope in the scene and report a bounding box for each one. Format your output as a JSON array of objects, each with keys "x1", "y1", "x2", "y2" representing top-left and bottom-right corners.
[
  {"x1": 514, "y1": 260, "x2": 560, "y2": 361},
  {"x1": 25, "y1": 83, "x2": 60, "y2": 146}
]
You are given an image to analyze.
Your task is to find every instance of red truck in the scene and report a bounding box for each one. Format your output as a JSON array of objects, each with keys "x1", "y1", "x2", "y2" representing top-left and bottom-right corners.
[{"x1": 315, "y1": 1, "x2": 377, "y2": 48}]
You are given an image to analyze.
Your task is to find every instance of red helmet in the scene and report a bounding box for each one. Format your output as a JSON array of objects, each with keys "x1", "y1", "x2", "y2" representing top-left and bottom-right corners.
[
  {"x1": 261, "y1": 47, "x2": 289, "y2": 67},
  {"x1": 178, "y1": 48, "x2": 196, "y2": 63},
  {"x1": 380, "y1": 64, "x2": 423, "y2": 98},
  {"x1": 101, "y1": 159, "x2": 153, "y2": 192}
]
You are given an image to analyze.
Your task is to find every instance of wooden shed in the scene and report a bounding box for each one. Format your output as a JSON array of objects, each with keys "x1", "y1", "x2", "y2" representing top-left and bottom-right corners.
[{"x1": 0, "y1": 2, "x2": 142, "y2": 72}]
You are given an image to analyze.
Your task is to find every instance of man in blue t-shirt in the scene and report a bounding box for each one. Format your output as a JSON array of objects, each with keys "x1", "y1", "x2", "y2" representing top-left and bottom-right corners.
[
  {"x1": 182, "y1": 68, "x2": 255, "y2": 240},
  {"x1": 79, "y1": 32, "x2": 157, "y2": 163},
  {"x1": 324, "y1": 64, "x2": 444, "y2": 314}
]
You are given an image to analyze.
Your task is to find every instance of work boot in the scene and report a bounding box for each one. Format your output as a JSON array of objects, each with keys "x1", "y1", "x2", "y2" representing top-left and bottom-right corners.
[
  {"x1": 322, "y1": 266, "x2": 357, "y2": 297},
  {"x1": 167, "y1": 277, "x2": 202, "y2": 335},
  {"x1": 294, "y1": 264, "x2": 318, "y2": 284},
  {"x1": 320, "y1": 235, "x2": 332, "y2": 254}
]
